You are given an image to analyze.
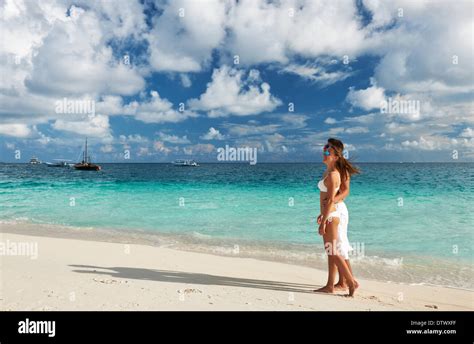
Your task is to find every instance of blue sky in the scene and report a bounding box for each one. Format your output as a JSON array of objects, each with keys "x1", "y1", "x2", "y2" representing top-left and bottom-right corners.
[{"x1": 0, "y1": 0, "x2": 473, "y2": 163}]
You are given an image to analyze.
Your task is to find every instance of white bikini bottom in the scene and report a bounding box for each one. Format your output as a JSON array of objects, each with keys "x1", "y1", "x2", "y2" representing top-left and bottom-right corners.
[{"x1": 327, "y1": 202, "x2": 353, "y2": 259}]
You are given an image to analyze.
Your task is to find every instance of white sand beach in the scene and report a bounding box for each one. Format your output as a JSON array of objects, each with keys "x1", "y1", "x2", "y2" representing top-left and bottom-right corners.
[{"x1": 0, "y1": 227, "x2": 472, "y2": 311}]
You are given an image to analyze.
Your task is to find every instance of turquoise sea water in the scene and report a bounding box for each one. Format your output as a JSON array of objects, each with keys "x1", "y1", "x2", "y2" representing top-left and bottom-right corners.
[{"x1": 1, "y1": 163, "x2": 473, "y2": 289}]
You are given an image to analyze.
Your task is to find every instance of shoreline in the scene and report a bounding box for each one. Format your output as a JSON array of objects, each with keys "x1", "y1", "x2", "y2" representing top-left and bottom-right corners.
[
  {"x1": 1, "y1": 224, "x2": 473, "y2": 311},
  {"x1": 1, "y1": 221, "x2": 472, "y2": 292}
]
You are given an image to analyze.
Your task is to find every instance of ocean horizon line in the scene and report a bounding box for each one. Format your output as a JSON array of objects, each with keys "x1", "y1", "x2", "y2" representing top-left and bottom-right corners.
[{"x1": 1, "y1": 161, "x2": 474, "y2": 164}]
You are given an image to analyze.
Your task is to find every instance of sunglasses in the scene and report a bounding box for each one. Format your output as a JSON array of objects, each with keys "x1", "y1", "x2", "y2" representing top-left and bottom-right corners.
[
  {"x1": 323, "y1": 144, "x2": 333, "y2": 150},
  {"x1": 323, "y1": 144, "x2": 334, "y2": 156}
]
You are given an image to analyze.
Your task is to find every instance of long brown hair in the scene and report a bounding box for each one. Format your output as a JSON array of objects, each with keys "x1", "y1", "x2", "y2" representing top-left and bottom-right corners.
[{"x1": 327, "y1": 138, "x2": 360, "y2": 182}]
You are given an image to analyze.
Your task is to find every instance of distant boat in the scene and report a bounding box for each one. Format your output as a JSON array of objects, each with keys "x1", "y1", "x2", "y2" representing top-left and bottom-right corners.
[
  {"x1": 172, "y1": 159, "x2": 199, "y2": 167},
  {"x1": 74, "y1": 139, "x2": 101, "y2": 171},
  {"x1": 29, "y1": 157, "x2": 41, "y2": 165},
  {"x1": 45, "y1": 159, "x2": 72, "y2": 167}
]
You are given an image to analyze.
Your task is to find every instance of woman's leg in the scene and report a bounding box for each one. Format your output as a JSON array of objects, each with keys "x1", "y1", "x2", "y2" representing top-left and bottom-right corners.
[
  {"x1": 334, "y1": 206, "x2": 358, "y2": 291},
  {"x1": 334, "y1": 263, "x2": 347, "y2": 289},
  {"x1": 313, "y1": 259, "x2": 337, "y2": 293},
  {"x1": 324, "y1": 218, "x2": 357, "y2": 296},
  {"x1": 313, "y1": 219, "x2": 339, "y2": 293},
  {"x1": 334, "y1": 260, "x2": 359, "y2": 290}
]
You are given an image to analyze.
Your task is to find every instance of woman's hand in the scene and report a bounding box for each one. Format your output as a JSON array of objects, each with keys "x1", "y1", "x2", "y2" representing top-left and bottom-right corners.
[{"x1": 318, "y1": 221, "x2": 326, "y2": 236}]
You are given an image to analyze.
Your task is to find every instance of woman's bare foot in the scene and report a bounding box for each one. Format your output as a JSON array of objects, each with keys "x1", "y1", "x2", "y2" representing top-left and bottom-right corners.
[
  {"x1": 346, "y1": 280, "x2": 359, "y2": 297},
  {"x1": 334, "y1": 282, "x2": 347, "y2": 291},
  {"x1": 313, "y1": 285, "x2": 334, "y2": 293}
]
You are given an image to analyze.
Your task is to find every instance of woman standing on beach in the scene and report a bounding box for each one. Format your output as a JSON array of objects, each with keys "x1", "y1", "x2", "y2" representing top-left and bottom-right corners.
[{"x1": 314, "y1": 138, "x2": 360, "y2": 296}]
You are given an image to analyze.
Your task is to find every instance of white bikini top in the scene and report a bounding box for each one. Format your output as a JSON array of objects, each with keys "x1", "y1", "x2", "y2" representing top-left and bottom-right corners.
[{"x1": 318, "y1": 174, "x2": 340, "y2": 193}]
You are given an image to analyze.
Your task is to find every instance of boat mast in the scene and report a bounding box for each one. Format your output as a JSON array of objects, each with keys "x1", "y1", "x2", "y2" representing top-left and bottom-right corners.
[{"x1": 82, "y1": 138, "x2": 88, "y2": 163}]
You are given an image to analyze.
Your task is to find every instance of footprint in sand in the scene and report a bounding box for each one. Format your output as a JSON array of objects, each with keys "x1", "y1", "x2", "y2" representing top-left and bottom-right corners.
[
  {"x1": 425, "y1": 304, "x2": 438, "y2": 309},
  {"x1": 92, "y1": 278, "x2": 130, "y2": 285},
  {"x1": 93, "y1": 278, "x2": 118, "y2": 284},
  {"x1": 177, "y1": 288, "x2": 202, "y2": 294}
]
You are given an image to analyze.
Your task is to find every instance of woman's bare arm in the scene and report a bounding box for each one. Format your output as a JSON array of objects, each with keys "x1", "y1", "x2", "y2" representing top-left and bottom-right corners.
[
  {"x1": 321, "y1": 171, "x2": 340, "y2": 224},
  {"x1": 334, "y1": 174, "x2": 350, "y2": 203},
  {"x1": 319, "y1": 192, "x2": 324, "y2": 215}
]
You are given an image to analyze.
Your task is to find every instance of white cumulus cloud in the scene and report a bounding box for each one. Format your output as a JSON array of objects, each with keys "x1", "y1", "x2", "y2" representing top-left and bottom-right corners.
[
  {"x1": 0, "y1": 123, "x2": 31, "y2": 138},
  {"x1": 200, "y1": 127, "x2": 225, "y2": 140},
  {"x1": 346, "y1": 79, "x2": 386, "y2": 111},
  {"x1": 188, "y1": 66, "x2": 282, "y2": 117}
]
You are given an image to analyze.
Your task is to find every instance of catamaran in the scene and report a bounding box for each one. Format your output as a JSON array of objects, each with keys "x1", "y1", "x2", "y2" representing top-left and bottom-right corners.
[
  {"x1": 172, "y1": 159, "x2": 199, "y2": 167},
  {"x1": 74, "y1": 139, "x2": 101, "y2": 171}
]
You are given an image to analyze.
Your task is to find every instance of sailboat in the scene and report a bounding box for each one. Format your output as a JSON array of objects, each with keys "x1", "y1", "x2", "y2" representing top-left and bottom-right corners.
[{"x1": 74, "y1": 138, "x2": 101, "y2": 171}]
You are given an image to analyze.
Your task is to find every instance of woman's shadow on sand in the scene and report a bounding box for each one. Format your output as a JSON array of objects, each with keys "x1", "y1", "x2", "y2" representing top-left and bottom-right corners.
[{"x1": 69, "y1": 264, "x2": 340, "y2": 295}]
